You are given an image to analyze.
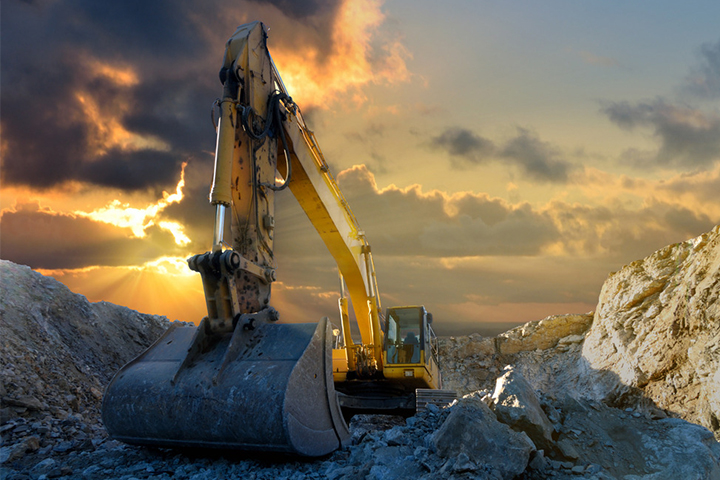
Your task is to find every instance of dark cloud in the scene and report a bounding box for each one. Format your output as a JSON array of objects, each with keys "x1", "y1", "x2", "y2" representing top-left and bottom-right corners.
[
  {"x1": 500, "y1": 128, "x2": 572, "y2": 183},
  {"x1": 430, "y1": 126, "x2": 573, "y2": 183},
  {"x1": 602, "y1": 100, "x2": 720, "y2": 169},
  {"x1": 79, "y1": 150, "x2": 184, "y2": 191},
  {"x1": 663, "y1": 206, "x2": 713, "y2": 237},
  {"x1": 0, "y1": 0, "x2": 350, "y2": 193},
  {"x1": 1, "y1": 0, "x2": 217, "y2": 192},
  {"x1": 430, "y1": 127, "x2": 495, "y2": 166},
  {"x1": 160, "y1": 161, "x2": 219, "y2": 250},
  {"x1": 248, "y1": 0, "x2": 341, "y2": 19},
  {"x1": 656, "y1": 168, "x2": 720, "y2": 204},
  {"x1": 0, "y1": 202, "x2": 182, "y2": 269},
  {"x1": 683, "y1": 38, "x2": 720, "y2": 99},
  {"x1": 600, "y1": 100, "x2": 653, "y2": 130}
]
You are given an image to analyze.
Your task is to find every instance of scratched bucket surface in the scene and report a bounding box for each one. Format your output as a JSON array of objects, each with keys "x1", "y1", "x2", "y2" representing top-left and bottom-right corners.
[{"x1": 101, "y1": 318, "x2": 349, "y2": 456}]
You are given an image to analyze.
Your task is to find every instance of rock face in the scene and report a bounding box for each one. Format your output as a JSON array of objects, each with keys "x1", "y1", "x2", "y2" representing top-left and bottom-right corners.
[
  {"x1": 496, "y1": 313, "x2": 594, "y2": 355},
  {"x1": 581, "y1": 227, "x2": 720, "y2": 433},
  {"x1": 0, "y1": 260, "x2": 172, "y2": 426},
  {"x1": 441, "y1": 227, "x2": 720, "y2": 439},
  {"x1": 0, "y1": 260, "x2": 174, "y2": 471}
]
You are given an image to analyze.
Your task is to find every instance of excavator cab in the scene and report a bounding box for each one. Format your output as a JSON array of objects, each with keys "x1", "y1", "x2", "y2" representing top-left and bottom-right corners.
[{"x1": 382, "y1": 306, "x2": 441, "y2": 390}]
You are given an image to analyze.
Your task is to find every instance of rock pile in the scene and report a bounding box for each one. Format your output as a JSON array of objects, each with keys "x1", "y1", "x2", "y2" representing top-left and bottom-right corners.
[
  {"x1": 2, "y1": 227, "x2": 720, "y2": 479},
  {"x1": 0, "y1": 260, "x2": 172, "y2": 471}
]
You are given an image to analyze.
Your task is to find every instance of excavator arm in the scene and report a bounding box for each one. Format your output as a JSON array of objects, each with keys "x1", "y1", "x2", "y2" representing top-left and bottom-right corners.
[{"x1": 201, "y1": 21, "x2": 384, "y2": 376}]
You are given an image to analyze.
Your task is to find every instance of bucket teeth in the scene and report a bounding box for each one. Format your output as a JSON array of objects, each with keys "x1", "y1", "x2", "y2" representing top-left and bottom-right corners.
[{"x1": 102, "y1": 317, "x2": 349, "y2": 456}]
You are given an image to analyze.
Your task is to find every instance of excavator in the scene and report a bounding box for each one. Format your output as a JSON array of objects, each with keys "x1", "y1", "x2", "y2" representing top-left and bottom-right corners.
[{"x1": 102, "y1": 21, "x2": 453, "y2": 457}]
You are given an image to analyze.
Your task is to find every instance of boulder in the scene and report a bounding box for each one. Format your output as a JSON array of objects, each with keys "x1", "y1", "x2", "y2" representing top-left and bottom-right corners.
[
  {"x1": 491, "y1": 368, "x2": 555, "y2": 450},
  {"x1": 431, "y1": 395, "x2": 535, "y2": 480}
]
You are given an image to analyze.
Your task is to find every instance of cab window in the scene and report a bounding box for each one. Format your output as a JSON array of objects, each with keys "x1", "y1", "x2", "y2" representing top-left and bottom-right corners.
[{"x1": 384, "y1": 307, "x2": 423, "y2": 364}]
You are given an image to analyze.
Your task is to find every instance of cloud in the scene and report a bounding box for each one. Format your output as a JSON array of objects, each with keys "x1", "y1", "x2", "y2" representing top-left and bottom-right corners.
[
  {"x1": 330, "y1": 165, "x2": 715, "y2": 263},
  {"x1": 247, "y1": 0, "x2": 341, "y2": 19},
  {"x1": 602, "y1": 99, "x2": 720, "y2": 169},
  {"x1": 0, "y1": 201, "x2": 185, "y2": 269},
  {"x1": 683, "y1": 38, "x2": 720, "y2": 99},
  {"x1": 499, "y1": 128, "x2": 573, "y2": 183},
  {"x1": 333, "y1": 165, "x2": 561, "y2": 257},
  {"x1": 1, "y1": 0, "x2": 408, "y2": 193},
  {"x1": 546, "y1": 198, "x2": 716, "y2": 261},
  {"x1": 430, "y1": 126, "x2": 573, "y2": 182},
  {"x1": 1, "y1": 1, "x2": 209, "y2": 192},
  {"x1": 430, "y1": 127, "x2": 495, "y2": 166}
]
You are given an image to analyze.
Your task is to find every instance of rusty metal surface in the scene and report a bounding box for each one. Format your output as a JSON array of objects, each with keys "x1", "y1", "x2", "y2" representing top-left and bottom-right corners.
[{"x1": 102, "y1": 318, "x2": 349, "y2": 456}]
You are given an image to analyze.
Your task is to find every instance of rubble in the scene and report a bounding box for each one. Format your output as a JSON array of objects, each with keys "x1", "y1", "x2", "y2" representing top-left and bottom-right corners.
[
  {"x1": 2, "y1": 225, "x2": 720, "y2": 479},
  {"x1": 431, "y1": 395, "x2": 535, "y2": 479}
]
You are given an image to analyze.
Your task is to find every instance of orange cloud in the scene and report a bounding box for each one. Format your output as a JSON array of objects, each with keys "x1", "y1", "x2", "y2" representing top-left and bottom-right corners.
[
  {"x1": 73, "y1": 56, "x2": 169, "y2": 155},
  {"x1": 270, "y1": 0, "x2": 411, "y2": 108},
  {"x1": 86, "y1": 59, "x2": 140, "y2": 87}
]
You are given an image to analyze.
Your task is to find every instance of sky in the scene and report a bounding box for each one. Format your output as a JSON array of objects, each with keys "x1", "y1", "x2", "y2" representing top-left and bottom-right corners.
[{"x1": 3, "y1": 0, "x2": 720, "y2": 336}]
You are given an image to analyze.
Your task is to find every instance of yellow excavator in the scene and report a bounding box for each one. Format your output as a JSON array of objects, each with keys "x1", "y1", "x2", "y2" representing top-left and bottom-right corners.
[{"x1": 102, "y1": 21, "x2": 452, "y2": 457}]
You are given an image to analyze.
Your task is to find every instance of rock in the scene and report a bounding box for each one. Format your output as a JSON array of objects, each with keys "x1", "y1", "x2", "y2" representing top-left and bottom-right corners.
[
  {"x1": 496, "y1": 313, "x2": 593, "y2": 354},
  {"x1": 431, "y1": 396, "x2": 535, "y2": 479},
  {"x1": 384, "y1": 426, "x2": 406, "y2": 446},
  {"x1": 21, "y1": 436, "x2": 40, "y2": 453},
  {"x1": 64, "y1": 395, "x2": 80, "y2": 411},
  {"x1": 556, "y1": 438, "x2": 580, "y2": 460},
  {"x1": 2, "y1": 396, "x2": 45, "y2": 411},
  {"x1": 491, "y1": 368, "x2": 555, "y2": 450},
  {"x1": 580, "y1": 228, "x2": 720, "y2": 434},
  {"x1": 456, "y1": 334, "x2": 495, "y2": 358},
  {"x1": 81, "y1": 465, "x2": 102, "y2": 479},
  {"x1": 639, "y1": 418, "x2": 720, "y2": 480},
  {"x1": 528, "y1": 450, "x2": 547, "y2": 471},
  {"x1": 0, "y1": 435, "x2": 41, "y2": 465},
  {"x1": 0, "y1": 446, "x2": 12, "y2": 464},
  {"x1": 452, "y1": 452, "x2": 478, "y2": 473},
  {"x1": 30, "y1": 458, "x2": 57, "y2": 476},
  {"x1": 3, "y1": 230, "x2": 720, "y2": 480}
]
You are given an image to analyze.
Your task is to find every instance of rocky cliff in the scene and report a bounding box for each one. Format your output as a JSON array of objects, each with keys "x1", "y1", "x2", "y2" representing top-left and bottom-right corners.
[
  {"x1": 2, "y1": 226, "x2": 720, "y2": 479},
  {"x1": 443, "y1": 227, "x2": 720, "y2": 437}
]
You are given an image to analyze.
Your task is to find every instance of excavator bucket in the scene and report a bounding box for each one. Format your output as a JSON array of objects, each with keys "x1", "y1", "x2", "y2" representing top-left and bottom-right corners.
[{"x1": 102, "y1": 316, "x2": 349, "y2": 456}]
